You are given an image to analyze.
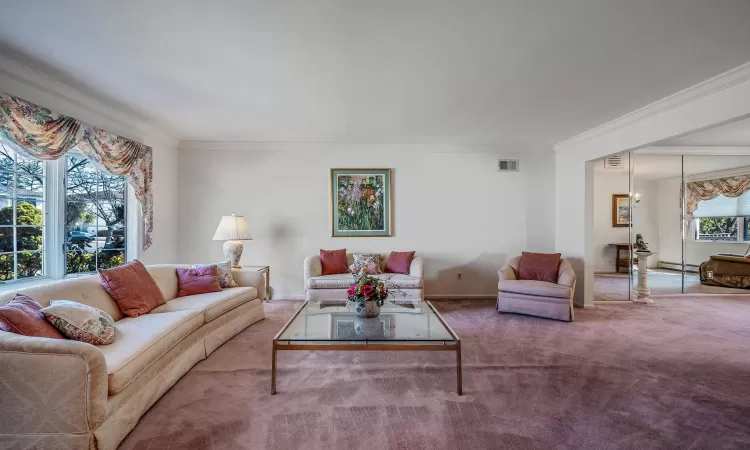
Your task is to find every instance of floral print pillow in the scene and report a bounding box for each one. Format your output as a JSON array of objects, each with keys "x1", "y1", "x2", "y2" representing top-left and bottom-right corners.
[
  {"x1": 350, "y1": 254, "x2": 382, "y2": 275},
  {"x1": 192, "y1": 261, "x2": 238, "y2": 288},
  {"x1": 40, "y1": 300, "x2": 115, "y2": 345}
]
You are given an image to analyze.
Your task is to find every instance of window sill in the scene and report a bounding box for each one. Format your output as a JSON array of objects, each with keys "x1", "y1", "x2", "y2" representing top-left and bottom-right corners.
[{"x1": 0, "y1": 276, "x2": 55, "y2": 293}]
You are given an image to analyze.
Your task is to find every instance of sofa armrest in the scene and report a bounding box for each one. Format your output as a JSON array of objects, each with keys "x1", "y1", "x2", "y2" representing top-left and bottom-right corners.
[
  {"x1": 231, "y1": 268, "x2": 266, "y2": 297},
  {"x1": 498, "y1": 265, "x2": 517, "y2": 281},
  {"x1": 409, "y1": 256, "x2": 424, "y2": 278},
  {"x1": 0, "y1": 332, "x2": 108, "y2": 436},
  {"x1": 557, "y1": 265, "x2": 577, "y2": 288},
  {"x1": 304, "y1": 255, "x2": 323, "y2": 288}
]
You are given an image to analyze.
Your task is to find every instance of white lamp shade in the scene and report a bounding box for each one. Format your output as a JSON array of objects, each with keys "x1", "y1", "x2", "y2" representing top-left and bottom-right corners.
[{"x1": 212, "y1": 214, "x2": 252, "y2": 241}]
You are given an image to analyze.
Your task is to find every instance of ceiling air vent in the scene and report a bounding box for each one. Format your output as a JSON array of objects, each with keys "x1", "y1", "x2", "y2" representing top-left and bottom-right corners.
[
  {"x1": 604, "y1": 155, "x2": 624, "y2": 169},
  {"x1": 498, "y1": 159, "x2": 519, "y2": 172}
]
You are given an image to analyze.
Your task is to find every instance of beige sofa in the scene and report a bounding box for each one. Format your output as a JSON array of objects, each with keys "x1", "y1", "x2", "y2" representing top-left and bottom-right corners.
[
  {"x1": 497, "y1": 256, "x2": 576, "y2": 322},
  {"x1": 0, "y1": 264, "x2": 266, "y2": 450},
  {"x1": 304, "y1": 253, "x2": 424, "y2": 301}
]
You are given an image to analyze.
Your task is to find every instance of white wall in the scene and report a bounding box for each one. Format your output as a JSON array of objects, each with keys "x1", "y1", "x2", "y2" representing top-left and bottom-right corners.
[
  {"x1": 177, "y1": 144, "x2": 556, "y2": 299},
  {"x1": 0, "y1": 55, "x2": 180, "y2": 264},
  {"x1": 593, "y1": 172, "x2": 659, "y2": 272}
]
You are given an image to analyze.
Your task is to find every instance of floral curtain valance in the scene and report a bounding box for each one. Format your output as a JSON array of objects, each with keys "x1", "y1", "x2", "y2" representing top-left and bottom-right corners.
[
  {"x1": 0, "y1": 91, "x2": 153, "y2": 250},
  {"x1": 685, "y1": 175, "x2": 750, "y2": 216}
]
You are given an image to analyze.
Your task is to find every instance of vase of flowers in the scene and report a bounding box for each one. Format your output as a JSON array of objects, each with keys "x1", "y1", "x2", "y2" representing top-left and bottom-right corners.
[{"x1": 347, "y1": 272, "x2": 389, "y2": 318}]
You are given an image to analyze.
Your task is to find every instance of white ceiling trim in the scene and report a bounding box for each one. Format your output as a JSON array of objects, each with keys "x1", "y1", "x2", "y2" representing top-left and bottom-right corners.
[
  {"x1": 554, "y1": 61, "x2": 750, "y2": 153},
  {"x1": 635, "y1": 146, "x2": 750, "y2": 156},
  {"x1": 0, "y1": 54, "x2": 179, "y2": 147},
  {"x1": 687, "y1": 165, "x2": 750, "y2": 182}
]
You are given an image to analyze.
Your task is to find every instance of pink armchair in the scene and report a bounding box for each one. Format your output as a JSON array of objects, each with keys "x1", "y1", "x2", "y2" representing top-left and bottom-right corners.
[{"x1": 497, "y1": 256, "x2": 576, "y2": 322}]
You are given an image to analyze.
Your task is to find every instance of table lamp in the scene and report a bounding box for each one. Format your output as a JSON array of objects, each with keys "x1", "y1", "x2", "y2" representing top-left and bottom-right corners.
[{"x1": 212, "y1": 213, "x2": 252, "y2": 267}]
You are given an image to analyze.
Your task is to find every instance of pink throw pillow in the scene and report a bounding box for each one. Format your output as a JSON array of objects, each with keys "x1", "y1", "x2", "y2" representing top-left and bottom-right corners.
[
  {"x1": 385, "y1": 251, "x2": 415, "y2": 275},
  {"x1": 176, "y1": 266, "x2": 222, "y2": 297},
  {"x1": 99, "y1": 259, "x2": 165, "y2": 317},
  {"x1": 518, "y1": 252, "x2": 561, "y2": 283},
  {"x1": 0, "y1": 294, "x2": 65, "y2": 339},
  {"x1": 320, "y1": 249, "x2": 348, "y2": 275}
]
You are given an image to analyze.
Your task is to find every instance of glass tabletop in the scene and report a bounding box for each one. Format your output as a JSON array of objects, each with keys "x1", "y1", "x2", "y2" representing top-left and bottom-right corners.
[{"x1": 276, "y1": 300, "x2": 456, "y2": 343}]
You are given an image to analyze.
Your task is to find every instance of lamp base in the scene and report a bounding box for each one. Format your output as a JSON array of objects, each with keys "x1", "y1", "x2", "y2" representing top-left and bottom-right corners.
[{"x1": 222, "y1": 240, "x2": 244, "y2": 268}]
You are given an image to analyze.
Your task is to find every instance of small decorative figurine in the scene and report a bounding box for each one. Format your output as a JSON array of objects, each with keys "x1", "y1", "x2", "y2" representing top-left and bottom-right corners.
[{"x1": 633, "y1": 234, "x2": 649, "y2": 252}]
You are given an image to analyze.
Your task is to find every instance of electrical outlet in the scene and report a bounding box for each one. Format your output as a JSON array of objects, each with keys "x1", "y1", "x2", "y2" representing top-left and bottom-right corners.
[
  {"x1": 706, "y1": 271, "x2": 713, "y2": 279},
  {"x1": 457, "y1": 273, "x2": 463, "y2": 280}
]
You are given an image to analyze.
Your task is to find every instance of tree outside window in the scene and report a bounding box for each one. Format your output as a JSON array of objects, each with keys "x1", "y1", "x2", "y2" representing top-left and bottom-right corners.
[{"x1": 66, "y1": 154, "x2": 126, "y2": 274}]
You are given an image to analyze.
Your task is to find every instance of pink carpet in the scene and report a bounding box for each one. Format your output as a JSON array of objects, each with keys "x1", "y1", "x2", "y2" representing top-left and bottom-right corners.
[{"x1": 119, "y1": 297, "x2": 750, "y2": 449}]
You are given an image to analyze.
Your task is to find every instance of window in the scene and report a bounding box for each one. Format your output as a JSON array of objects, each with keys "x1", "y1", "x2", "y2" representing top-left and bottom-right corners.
[
  {"x1": 0, "y1": 145, "x2": 45, "y2": 281},
  {"x1": 693, "y1": 193, "x2": 750, "y2": 242},
  {"x1": 0, "y1": 137, "x2": 130, "y2": 283},
  {"x1": 65, "y1": 154, "x2": 127, "y2": 274},
  {"x1": 694, "y1": 217, "x2": 744, "y2": 242}
]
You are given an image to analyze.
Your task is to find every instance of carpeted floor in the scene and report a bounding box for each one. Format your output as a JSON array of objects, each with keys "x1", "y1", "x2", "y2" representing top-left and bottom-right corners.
[
  {"x1": 119, "y1": 298, "x2": 750, "y2": 450},
  {"x1": 595, "y1": 270, "x2": 750, "y2": 301}
]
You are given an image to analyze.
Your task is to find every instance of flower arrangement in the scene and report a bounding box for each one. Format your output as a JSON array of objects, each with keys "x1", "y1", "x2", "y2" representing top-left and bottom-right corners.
[{"x1": 347, "y1": 272, "x2": 389, "y2": 305}]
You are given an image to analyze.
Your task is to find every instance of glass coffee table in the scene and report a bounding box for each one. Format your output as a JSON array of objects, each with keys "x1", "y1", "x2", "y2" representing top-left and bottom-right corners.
[{"x1": 272, "y1": 300, "x2": 462, "y2": 395}]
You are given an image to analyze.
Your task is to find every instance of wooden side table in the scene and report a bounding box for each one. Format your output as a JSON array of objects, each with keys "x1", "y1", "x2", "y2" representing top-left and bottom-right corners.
[
  {"x1": 608, "y1": 243, "x2": 637, "y2": 273},
  {"x1": 243, "y1": 265, "x2": 271, "y2": 301}
]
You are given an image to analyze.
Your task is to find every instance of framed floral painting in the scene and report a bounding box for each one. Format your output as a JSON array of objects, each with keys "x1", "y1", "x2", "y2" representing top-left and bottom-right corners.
[{"x1": 330, "y1": 168, "x2": 392, "y2": 237}]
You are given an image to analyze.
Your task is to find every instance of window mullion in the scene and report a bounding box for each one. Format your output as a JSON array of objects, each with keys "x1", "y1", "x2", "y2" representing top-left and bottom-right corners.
[{"x1": 12, "y1": 154, "x2": 17, "y2": 280}]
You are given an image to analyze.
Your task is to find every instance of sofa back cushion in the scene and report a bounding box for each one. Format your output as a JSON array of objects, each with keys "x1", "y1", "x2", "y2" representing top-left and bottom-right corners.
[
  {"x1": 176, "y1": 266, "x2": 222, "y2": 297},
  {"x1": 99, "y1": 260, "x2": 165, "y2": 318},
  {"x1": 320, "y1": 249, "x2": 349, "y2": 275},
  {"x1": 518, "y1": 252, "x2": 561, "y2": 283},
  {"x1": 385, "y1": 251, "x2": 416, "y2": 274},
  {"x1": 145, "y1": 264, "x2": 188, "y2": 301},
  {"x1": 0, "y1": 294, "x2": 65, "y2": 339},
  {"x1": 0, "y1": 276, "x2": 125, "y2": 321}
]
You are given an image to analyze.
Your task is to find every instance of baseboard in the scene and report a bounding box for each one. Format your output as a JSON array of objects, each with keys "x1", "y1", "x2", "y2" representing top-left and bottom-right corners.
[{"x1": 659, "y1": 261, "x2": 699, "y2": 273}]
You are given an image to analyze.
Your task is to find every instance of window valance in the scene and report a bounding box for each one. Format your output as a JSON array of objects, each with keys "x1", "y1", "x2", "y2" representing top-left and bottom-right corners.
[
  {"x1": 686, "y1": 175, "x2": 750, "y2": 217},
  {"x1": 0, "y1": 91, "x2": 153, "y2": 250}
]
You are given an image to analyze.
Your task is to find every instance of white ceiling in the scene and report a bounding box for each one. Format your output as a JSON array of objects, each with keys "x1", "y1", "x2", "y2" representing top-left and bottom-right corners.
[
  {"x1": 0, "y1": 0, "x2": 749, "y2": 145},
  {"x1": 658, "y1": 117, "x2": 750, "y2": 147},
  {"x1": 595, "y1": 154, "x2": 750, "y2": 180}
]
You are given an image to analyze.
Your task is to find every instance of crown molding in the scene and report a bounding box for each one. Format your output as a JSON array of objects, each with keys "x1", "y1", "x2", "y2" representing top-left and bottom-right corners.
[
  {"x1": 554, "y1": 61, "x2": 750, "y2": 153},
  {"x1": 687, "y1": 165, "x2": 750, "y2": 182},
  {"x1": 178, "y1": 140, "x2": 530, "y2": 154},
  {"x1": 635, "y1": 146, "x2": 750, "y2": 156},
  {"x1": 0, "y1": 54, "x2": 180, "y2": 148}
]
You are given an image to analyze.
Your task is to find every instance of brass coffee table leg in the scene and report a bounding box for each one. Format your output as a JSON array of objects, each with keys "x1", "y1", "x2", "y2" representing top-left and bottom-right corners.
[
  {"x1": 456, "y1": 340, "x2": 462, "y2": 395},
  {"x1": 271, "y1": 340, "x2": 277, "y2": 394}
]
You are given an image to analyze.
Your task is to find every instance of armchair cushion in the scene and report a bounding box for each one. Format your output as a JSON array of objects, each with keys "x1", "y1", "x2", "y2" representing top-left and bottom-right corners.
[
  {"x1": 518, "y1": 252, "x2": 561, "y2": 283},
  {"x1": 497, "y1": 280, "x2": 571, "y2": 299}
]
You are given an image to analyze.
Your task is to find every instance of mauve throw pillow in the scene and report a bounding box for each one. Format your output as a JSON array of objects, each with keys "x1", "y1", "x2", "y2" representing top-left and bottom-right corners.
[
  {"x1": 176, "y1": 266, "x2": 222, "y2": 297},
  {"x1": 0, "y1": 294, "x2": 65, "y2": 339},
  {"x1": 518, "y1": 252, "x2": 561, "y2": 283},
  {"x1": 385, "y1": 251, "x2": 415, "y2": 275},
  {"x1": 99, "y1": 259, "x2": 165, "y2": 318},
  {"x1": 320, "y1": 249, "x2": 348, "y2": 275}
]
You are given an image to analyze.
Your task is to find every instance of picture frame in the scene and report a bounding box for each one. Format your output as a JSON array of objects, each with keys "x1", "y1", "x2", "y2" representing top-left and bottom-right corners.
[
  {"x1": 612, "y1": 194, "x2": 631, "y2": 227},
  {"x1": 330, "y1": 168, "x2": 392, "y2": 237}
]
